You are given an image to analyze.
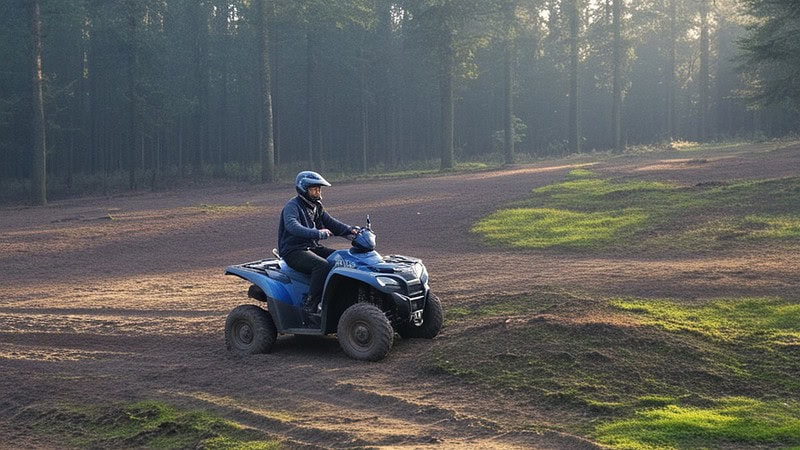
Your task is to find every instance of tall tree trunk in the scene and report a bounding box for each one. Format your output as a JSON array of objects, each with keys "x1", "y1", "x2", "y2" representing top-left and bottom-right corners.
[
  {"x1": 306, "y1": 30, "x2": 318, "y2": 169},
  {"x1": 268, "y1": 0, "x2": 280, "y2": 165},
  {"x1": 503, "y1": 0, "x2": 516, "y2": 165},
  {"x1": 192, "y1": 2, "x2": 208, "y2": 179},
  {"x1": 666, "y1": 0, "x2": 676, "y2": 141},
  {"x1": 256, "y1": 0, "x2": 275, "y2": 183},
  {"x1": 611, "y1": 0, "x2": 623, "y2": 152},
  {"x1": 360, "y1": 44, "x2": 368, "y2": 174},
  {"x1": 699, "y1": 0, "x2": 709, "y2": 141},
  {"x1": 127, "y1": 0, "x2": 138, "y2": 190},
  {"x1": 439, "y1": 28, "x2": 455, "y2": 171},
  {"x1": 377, "y1": 0, "x2": 395, "y2": 168},
  {"x1": 29, "y1": 0, "x2": 47, "y2": 205},
  {"x1": 568, "y1": 0, "x2": 580, "y2": 153},
  {"x1": 439, "y1": 65, "x2": 454, "y2": 170},
  {"x1": 715, "y1": 15, "x2": 728, "y2": 137}
]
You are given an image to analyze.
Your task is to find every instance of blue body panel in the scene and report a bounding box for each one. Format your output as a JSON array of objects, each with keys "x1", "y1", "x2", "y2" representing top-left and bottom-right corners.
[{"x1": 225, "y1": 229, "x2": 429, "y2": 334}]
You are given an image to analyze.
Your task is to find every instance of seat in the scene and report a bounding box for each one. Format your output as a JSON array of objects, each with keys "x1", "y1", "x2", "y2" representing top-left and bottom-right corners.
[{"x1": 278, "y1": 260, "x2": 311, "y2": 284}]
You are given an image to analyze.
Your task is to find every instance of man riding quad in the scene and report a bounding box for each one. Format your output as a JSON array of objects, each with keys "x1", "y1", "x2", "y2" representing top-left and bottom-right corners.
[{"x1": 278, "y1": 171, "x2": 358, "y2": 325}]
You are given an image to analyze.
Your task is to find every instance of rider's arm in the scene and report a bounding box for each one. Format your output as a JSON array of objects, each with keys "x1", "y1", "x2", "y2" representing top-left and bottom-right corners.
[
  {"x1": 319, "y1": 210, "x2": 353, "y2": 237},
  {"x1": 283, "y1": 203, "x2": 324, "y2": 239}
]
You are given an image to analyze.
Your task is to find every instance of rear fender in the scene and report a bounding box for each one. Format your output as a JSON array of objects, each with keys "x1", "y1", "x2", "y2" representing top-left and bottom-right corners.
[
  {"x1": 225, "y1": 265, "x2": 305, "y2": 331},
  {"x1": 225, "y1": 265, "x2": 294, "y2": 305}
]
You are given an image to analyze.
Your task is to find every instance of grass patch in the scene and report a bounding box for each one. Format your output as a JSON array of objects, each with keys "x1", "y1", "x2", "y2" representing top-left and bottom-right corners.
[
  {"x1": 473, "y1": 171, "x2": 800, "y2": 252},
  {"x1": 594, "y1": 397, "x2": 800, "y2": 449},
  {"x1": 193, "y1": 202, "x2": 254, "y2": 213},
  {"x1": 472, "y1": 208, "x2": 647, "y2": 249},
  {"x1": 21, "y1": 400, "x2": 282, "y2": 449},
  {"x1": 611, "y1": 297, "x2": 800, "y2": 347},
  {"x1": 426, "y1": 293, "x2": 800, "y2": 447}
]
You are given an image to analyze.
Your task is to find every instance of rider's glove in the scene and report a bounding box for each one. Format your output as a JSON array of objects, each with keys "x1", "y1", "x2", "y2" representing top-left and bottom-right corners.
[{"x1": 318, "y1": 229, "x2": 332, "y2": 240}]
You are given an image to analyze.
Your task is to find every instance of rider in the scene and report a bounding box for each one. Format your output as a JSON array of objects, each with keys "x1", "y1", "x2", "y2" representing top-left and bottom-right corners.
[{"x1": 278, "y1": 171, "x2": 357, "y2": 321}]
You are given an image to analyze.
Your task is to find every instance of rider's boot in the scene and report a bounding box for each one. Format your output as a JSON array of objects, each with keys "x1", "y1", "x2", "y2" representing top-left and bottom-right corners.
[{"x1": 302, "y1": 296, "x2": 321, "y2": 328}]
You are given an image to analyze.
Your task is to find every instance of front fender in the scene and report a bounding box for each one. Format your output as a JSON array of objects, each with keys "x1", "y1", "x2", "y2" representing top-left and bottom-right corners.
[
  {"x1": 225, "y1": 265, "x2": 292, "y2": 304},
  {"x1": 323, "y1": 267, "x2": 398, "y2": 296}
]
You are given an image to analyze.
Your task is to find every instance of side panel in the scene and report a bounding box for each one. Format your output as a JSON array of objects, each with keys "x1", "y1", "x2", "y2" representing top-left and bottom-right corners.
[
  {"x1": 225, "y1": 266, "x2": 292, "y2": 302},
  {"x1": 226, "y1": 266, "x2": 306, "y2": 331},
  {"x1": 266, "y1": 297, "x2": 304, "y2": 331}
]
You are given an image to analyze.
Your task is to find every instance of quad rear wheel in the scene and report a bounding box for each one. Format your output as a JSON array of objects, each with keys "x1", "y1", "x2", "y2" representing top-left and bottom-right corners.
[
  {"x1": 398, "y1": 293, "x2": 443, "y2": 339},
  {"x1": 337, "y1": 303, "x2": 393, "y2": 361},
  {"x1": 225, "y1": 305, "x2": 277, "y2": 354}
]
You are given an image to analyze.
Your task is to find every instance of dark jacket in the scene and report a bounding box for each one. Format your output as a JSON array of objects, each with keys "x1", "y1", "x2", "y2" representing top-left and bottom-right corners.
[{"x1": 278, "y1": 195, "x2": 351, "y2": 256}]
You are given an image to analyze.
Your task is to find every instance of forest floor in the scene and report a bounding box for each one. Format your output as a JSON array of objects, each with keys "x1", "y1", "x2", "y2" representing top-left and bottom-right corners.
[{"x1": 1, "y1": 140, "x2": 799, "y2": 448}]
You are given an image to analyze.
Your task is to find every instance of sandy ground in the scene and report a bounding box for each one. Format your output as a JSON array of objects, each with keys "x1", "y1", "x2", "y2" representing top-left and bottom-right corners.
[{"x1": 1, "y1": 142, "x2": 799, "y2": 448}]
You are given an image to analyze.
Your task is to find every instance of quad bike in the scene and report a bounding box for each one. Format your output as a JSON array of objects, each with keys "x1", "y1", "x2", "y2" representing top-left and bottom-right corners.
[{"x1": 224, "y1": 217, "x2": 443, "y2": 361}]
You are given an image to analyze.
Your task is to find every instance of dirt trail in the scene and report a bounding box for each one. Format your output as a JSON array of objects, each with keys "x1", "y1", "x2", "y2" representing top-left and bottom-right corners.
[{"x1": 1, "y1": 143, "x2": 799, "y2": 448}]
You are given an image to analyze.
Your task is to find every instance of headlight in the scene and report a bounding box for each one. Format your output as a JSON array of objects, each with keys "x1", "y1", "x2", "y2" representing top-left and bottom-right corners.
[
  {"x1": 376, "y1": 276, "x2": 401, "y2": 289},
  {"x1": 412, "y1": 263, "x2": 424, "y2": 278}
]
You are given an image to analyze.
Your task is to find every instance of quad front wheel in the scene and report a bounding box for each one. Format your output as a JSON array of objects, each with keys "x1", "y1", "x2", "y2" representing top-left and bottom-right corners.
[
  {"x1": 337, "y1": 303, "x2": 393, "y2": 361},
  {"x1": 225, "y1": 305, "x2": 277, "y2": 354},
  {"x1": 398, "y1": 293, "x2": 443, "y2": 339}
]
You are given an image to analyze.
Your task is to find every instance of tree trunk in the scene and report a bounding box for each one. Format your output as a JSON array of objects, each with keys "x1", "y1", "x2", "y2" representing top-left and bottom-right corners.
[
  {"x1": 439, "y1": 28, "x2": 455, "y2": 171},
  {"x1": 699, "y1": 0, "x2": 709, "y2": 141},
  {"x1": 127, "y1": 0, "x2": 138, "y2": 190},
  {"x1": 611, "y1": 0, "x2": 623, "y2": 152},
  {"x1": 360, "y1": 45, "x2": 368, "y2": 174},
  {"x1": 306, "y1": 30, "x2": 318, "y2": 169},
  {"x1": 666, "y1": 0, "x2": 676, "y2": 141},
  {"x1": 256, "y1": 0, "x2": 275, "y2": 183},
  {"x1": 29, "y1": 0, "x2": 47, "y2": 205},
  {"x1": 503, "y1": 0, "x2": 516, "y2": 165},
  {"x1": 568, "y1": 0, "x2": 580, "y2": 153},
  {"x1": 192, "y1": 2, "x2": 208, "y2": 179}
]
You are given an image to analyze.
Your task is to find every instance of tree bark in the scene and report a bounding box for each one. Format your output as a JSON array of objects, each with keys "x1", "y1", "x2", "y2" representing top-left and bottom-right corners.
[
  {"x1": 306, "y1": 30, "x2": 318, "y2": 169},
  {"x1": 666, "y1": 0, "x2": 676, "y2": 141},
  {"x1": 503, "y1": 0, "x2": 516, "y2": 165},
  {"x1": 30, "y1": 0, "x2": 47, "y2": 205},
  {"x1": 439, "y1": 23, "x2": 455, "y2": 171},
  {"x1": 611, "y1": 0, "x2": 623, "y2": 152},
  {"x1": 699, "y1": 0, "x2": 710, "y2": 141},
  {"x1": 256, "y1": 0, "x2": 275, "y2": 183},
  {"x1": 568, "y1": 0, "x2": 580, "y2": 153},
  {"x1": 192, "y1": 2, "x2": 209, "y2": 179},
  {"x1": 127, "y1": 0, "x2": 138, "y2": 190},
  {"x1": 439, "y1": 54, "x2": 454, "y2": 170}
]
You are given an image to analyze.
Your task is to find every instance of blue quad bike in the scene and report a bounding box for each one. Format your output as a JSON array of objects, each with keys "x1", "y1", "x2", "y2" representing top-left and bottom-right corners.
[{"x1": 224, "y1": 219, "x2": 443, "y2": 361}]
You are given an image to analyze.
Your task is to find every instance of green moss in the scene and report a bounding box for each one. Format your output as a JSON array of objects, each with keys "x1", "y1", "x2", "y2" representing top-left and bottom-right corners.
[
  {"x1": 566, "y1": 168, "x2": 596, "y2": 179},
  {"x1": 594, "y1": 397, "x2": 800, "y2": 449},
  {"x1": 27, "y1": 400, "x2": 282, "y2": 449},
  {"x1": 472, "y1": 207, "x2": 647, "y2": 249},
  {"x1": 611, "y1": 297, "x2": 800, "y2": 346},
  {"x1": 428, "y1": 293, "x2": 800, "y2": 446},
  {"x1": 194, "y1": 203, "x2": 254, "y2": 213},
  {"x1": 473, "y1": 172, "x2": 800, "y2": 252}
]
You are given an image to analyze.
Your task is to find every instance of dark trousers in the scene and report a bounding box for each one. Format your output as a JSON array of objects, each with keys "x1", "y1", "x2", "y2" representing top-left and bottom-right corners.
[{"x1": 283, "y1": 246, "x2": 335, "y2": 309}]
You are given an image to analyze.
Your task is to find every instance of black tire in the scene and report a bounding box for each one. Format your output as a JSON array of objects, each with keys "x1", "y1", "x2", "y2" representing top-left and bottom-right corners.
[
  {"x1": 225, "y1": 305, "x2": 277, "y2": 354},
  {"x1": 337, "y1": 303, "x2": 393, "y2": 361},
  {"x1": 398, "y1": 293, "x2": 443, "y2": 339}
]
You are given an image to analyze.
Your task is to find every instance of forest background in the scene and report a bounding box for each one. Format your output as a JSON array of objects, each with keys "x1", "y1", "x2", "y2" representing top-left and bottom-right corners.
[{"x1": 2, "y1": 0, "x2": 798, "y2": 205}]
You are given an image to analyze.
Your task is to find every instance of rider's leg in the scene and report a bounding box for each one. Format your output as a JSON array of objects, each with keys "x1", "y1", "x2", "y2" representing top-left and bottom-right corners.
[{"x1": 284, "y1": 247, "x2": 334, "y2": 312}]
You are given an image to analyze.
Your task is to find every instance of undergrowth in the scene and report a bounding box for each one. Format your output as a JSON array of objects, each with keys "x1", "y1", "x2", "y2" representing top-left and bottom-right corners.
[
  {"x1": 473, "y1": 167, "x2": 800, "y2": 253},
  {"x1": 20, "y1": 400, "x2": 282, "y2": 449},
  {"x1": 426, "y1": 293, "x2": 800, "y2": 448}
]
